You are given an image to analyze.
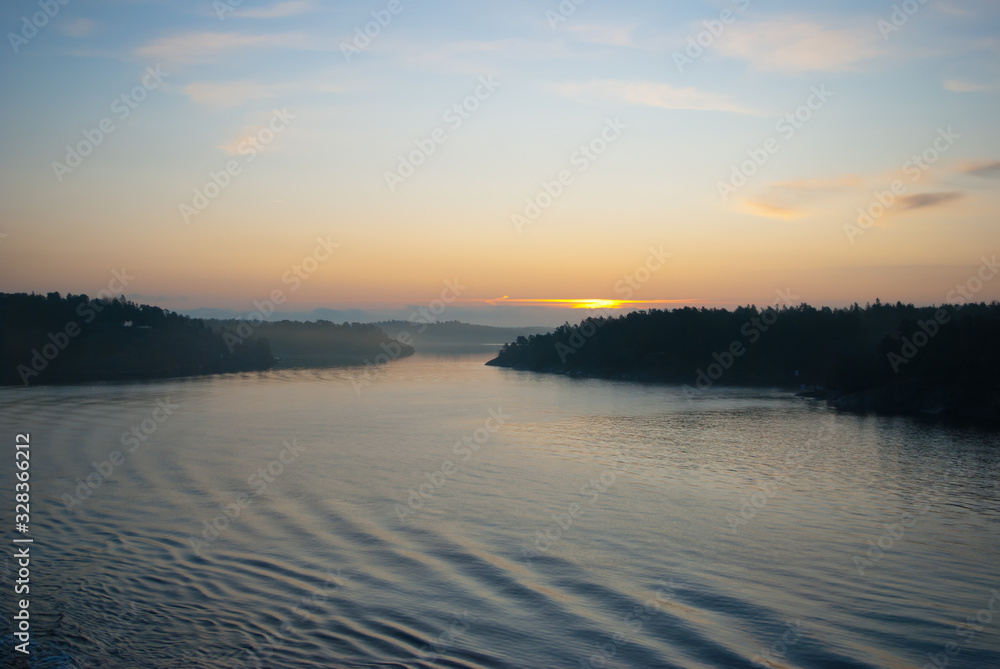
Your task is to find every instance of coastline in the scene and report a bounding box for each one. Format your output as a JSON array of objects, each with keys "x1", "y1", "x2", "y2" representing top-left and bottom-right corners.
[{"x1": 486, "y1": 359, "x2": 1000, "y2": 427}]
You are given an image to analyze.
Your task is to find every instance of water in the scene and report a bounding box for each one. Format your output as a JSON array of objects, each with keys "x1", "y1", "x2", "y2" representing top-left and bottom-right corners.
[{"x1": 1, "y1": 352, "x2": 999, "y2": 668}]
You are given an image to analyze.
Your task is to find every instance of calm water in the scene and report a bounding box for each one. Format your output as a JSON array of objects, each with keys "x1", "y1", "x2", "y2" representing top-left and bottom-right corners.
[{"x1": 1, "y1": 352, "x2": 999, "y2": 668}]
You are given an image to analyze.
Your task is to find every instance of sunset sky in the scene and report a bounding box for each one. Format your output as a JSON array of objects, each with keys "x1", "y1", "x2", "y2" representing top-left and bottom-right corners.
[{"x1": 1, "y1": 0, "x2": 998, "y2": 325}]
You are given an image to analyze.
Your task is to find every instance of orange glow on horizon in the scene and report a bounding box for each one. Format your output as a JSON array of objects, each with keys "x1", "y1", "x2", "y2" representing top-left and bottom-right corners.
[{"x1": 467, "y1": 297, "x2": 704, "y2": 309}]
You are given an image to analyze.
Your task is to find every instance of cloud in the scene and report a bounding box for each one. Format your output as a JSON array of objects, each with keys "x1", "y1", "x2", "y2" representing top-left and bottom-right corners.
[
  {"x1": 558, "y1": 80, "x2": 753, "y2": 113},
  {"x1": 233, "y1": 1, "x2": 316, "y2": 19},
  {"x1": 893, "y1": 192, "x2": 964, "y2": 214},
  {"x1": 135, "y1": 31, "x2": 314, "y2": 64},
  {"x1": 944, "y1": 79, "x2": 993, "y2": 92},
  {"x1": 739, "y1": 199, "x2": 805, "y2": 220},
  {"x1": 961, "y1": 160, "x2": 1000, "y2": 178},
  {"x1": 713, "y1": 19, "x2": 883, "y2": 73},
  {"x1": 738, "y1": 175, "x2": 864, "y2": 219},
  {"x1": 58, "y1": 18, "x2": 97, "y2": 37}
]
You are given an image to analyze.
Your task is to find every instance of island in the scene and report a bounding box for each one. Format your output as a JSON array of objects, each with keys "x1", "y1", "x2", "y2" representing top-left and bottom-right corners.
[
  {"x1": 0, "y1": 293, "x2": 413, "y2": 386},
  {"x1": 486, "y1": 301, "x2": 1000, "y2": 424}
]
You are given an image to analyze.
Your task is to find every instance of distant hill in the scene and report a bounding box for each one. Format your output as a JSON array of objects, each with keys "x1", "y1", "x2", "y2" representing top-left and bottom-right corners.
[
  {"x1": 0, "y1": 293, "x2": 417, "y2": 385},
  {"x1": 1, "y1": 292, "x2": 273, "y2": 385},
  {"x1": 486, "y1": 302, "x2": 1000, "y2": 424},
  {"x1": 202, "y1": 319, "x2": 414, "y2": 364},
  {"x1": 374, "y1": 320, "x2": 551, "y2": 351}
]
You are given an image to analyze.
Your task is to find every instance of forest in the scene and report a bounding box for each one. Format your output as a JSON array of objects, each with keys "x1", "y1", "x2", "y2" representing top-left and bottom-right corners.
[
  {"x1": 0, "y1": 292, "x2": 274, "y2": 385},
  {"x1": 0, "y1": 293, "x2": 413, "y2": 385},
  {"x1": 487, "y1": 301, "x2": 1000, "y2": 423}
]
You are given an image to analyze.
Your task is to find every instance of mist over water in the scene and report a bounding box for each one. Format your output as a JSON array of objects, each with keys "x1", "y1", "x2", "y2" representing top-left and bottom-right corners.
[{"x1": 1, "y1": 352, "x2": 998, "y2": 668}]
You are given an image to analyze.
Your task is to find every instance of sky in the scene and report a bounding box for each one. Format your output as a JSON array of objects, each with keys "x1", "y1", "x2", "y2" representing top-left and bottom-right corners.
[{"x1": 1, "y1": 0, "x2": 998, "y2": 326}]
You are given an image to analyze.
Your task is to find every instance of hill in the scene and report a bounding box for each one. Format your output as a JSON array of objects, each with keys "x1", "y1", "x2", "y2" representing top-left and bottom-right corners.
[
  {"x1": 1, "y1": 292, "x2": 273, "y2": 385},
  {"x1": 375, "y1": 320, "x2": 550, "y2": 351},
  {"x1": 203, "y1": 318, "x2": 414, "y2": 364}
]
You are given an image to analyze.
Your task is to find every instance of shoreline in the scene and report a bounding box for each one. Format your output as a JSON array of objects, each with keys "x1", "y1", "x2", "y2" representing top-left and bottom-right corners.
[{"x1": 486, "y1": 360, "x2": 1000, "y2": 427}]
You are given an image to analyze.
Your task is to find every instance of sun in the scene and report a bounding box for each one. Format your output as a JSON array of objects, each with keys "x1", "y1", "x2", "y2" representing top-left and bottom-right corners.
[{"x1": 571, "y1": 299, "x2": 625, "y2": 309}]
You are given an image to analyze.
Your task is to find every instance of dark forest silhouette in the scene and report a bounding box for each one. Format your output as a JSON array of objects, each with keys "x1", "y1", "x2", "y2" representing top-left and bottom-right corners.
[
  {"x1": 0, "y1": 293, "x2": 412, "y2": 385},
  {"x1": 487, "y1": 301, "x2": 1000, "y2": 423}
]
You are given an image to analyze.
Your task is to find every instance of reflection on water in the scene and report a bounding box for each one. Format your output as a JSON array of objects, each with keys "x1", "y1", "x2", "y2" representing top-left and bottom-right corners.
[{"x1": 1, "y1": 352, "x2": 998, "y2": 668}]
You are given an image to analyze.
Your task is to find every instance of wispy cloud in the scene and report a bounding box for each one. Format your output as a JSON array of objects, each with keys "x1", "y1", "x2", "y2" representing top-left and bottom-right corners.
[
  {"x1": 558, "y1": 80, "x2": 754, "y2": 114},
  {"x1": 135, "y1": 31, "x2": 316, "y2": 64},
  {"x1": 713, "y1": 19, "x2": 883, "y2": 73},
  {"x1": 960, "y1": 160, "x2": 1000, "y2": 178},
  {"x1": 739, "y1": 199, "x2": 805, "y2": 220},
  {"x1": 739, "y1": 175, "x2": 864, "y2": 220},
  {"x1": 894, "y1": 192, "x2": 964, "y2": 214}
]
